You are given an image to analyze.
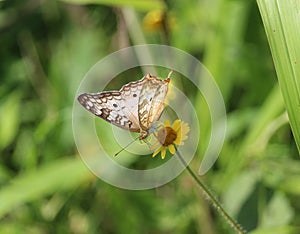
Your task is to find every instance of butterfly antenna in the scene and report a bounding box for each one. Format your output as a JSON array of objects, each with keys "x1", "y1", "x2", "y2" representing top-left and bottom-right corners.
[
  {"x1": 167, "y1": 70, "x2": 173, "y2": 79},
  {"x1": 114, "y1": 136, "x2": 140, "y2": 157}
]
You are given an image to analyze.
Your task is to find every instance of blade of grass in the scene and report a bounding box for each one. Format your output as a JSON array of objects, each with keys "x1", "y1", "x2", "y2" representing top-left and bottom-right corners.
[
  {"x1": 195, "y1": 0, "x2": 251, "y2": 160},
  {"x1": 60, "y1": 0, "x2": 166, "y2": 11},
  {"x1": 223, "y1": 85, "x2": 285, "y2": 188},
  {"x1": 257, "y1": 0, "x2": 300, "y2": 152},
  {"x1": 0, "y1": 157, "x2": 92, "y2": 219}
]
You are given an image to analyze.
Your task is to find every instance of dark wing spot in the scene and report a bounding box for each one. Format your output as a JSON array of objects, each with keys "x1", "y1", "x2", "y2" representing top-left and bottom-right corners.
[
  {"x1": 149, "y1": 97, "x2": 152, "y2": 101},
  {"x1": 127, "y1": 120, "x2": 132, "y2": 128},
  {"x1": 99, "y1": 108, "x2": 111, "y2": 119},
  {"x1": 113, "y1": 103, "x2": 118, "y2": 107},
  {"x1": 133, "y1": 94, "x2": 137, "y2": 97}
]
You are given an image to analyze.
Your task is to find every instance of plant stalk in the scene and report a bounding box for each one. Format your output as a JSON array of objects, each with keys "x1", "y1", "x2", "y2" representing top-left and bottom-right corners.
[{"x1": 176, "y1": 150, "x2": 246, "y2": 234}]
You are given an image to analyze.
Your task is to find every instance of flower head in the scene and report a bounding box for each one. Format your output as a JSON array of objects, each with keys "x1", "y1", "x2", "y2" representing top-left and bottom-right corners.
[
  {"x1": 152, "y1": 119, "x2": 190, "y2": 159},
  {"x1": 142, "y1": 10, "x2": 176, "y2": 32}
]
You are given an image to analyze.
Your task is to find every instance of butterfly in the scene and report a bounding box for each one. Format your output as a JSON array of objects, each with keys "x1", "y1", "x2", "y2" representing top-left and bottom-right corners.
[{"x1": 77, "y1": 71, "x2": 172, "y2": 140}]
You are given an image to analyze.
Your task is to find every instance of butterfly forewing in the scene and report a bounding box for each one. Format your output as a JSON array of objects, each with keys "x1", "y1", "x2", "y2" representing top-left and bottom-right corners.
[
  {"x1": 138, "y1": 74, "x2": 169, "y2": 131},
  {"x1": 77, "y1": 92, "x2": 140, "y2": 132},
  {"x1": 119, "y1": 77, "x2": 146, "y2": 130}
]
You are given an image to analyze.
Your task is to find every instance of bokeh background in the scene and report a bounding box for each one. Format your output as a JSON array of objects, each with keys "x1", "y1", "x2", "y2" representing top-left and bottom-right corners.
[{"x1": 1, "y1": 0, "x2": 299, "y2": 233}]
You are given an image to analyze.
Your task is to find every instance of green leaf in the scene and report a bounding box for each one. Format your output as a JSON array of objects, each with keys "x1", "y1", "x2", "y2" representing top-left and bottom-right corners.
[
  {"x1": 0, "y1": 157, "x2": 91, "y2": 218},
  {"x1": 0, "y1": 92, "x2": 20, "y2": 150},
  {"x1": 257, "y1": 0, "x2": 300, "y2": 153},
  {"x1": 60, "y1": 0, "x2": 166, "y2": 11},
  {"x1": 223, "y1": 169, "x2": 259, "y2": 217},
  {"x1": 261, "y1": 192, "x2": 294, "y2": 228},
  {"x1": 249, "y1": 226, "x2": 300, "y2": 234},
  {"x1": 279, "y1": 175, "x2": 300, "y2": 195}
]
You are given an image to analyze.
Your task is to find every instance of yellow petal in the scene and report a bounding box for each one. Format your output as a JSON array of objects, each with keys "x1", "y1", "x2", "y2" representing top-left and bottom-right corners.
[
  {"x1": 164, "y1": 119, "x2": 171, "y2": 127},
  {"x1": 180, "y1": 136, "x2": 188, "y2": 143},
  {"x1": 152, "y1": 146, "x2": 163, "y2": 157},
  {"x1": 173, "y1": 136, "x2": 181, "y2": 145},
  {"x1": 174, "y1": 122, "x2": 190, "y2": 146},
  {"x1": 174, "y1": 135, "x2": 187, "y2": 146},
  {"x1": 161, "y1": 147, "x2": 167, "y2": 159},
  {"x1": 177, "y1": 128, "x2": 182, "y2": 138},
  {"x1": 172, "y1": 119, "x2": 181, "y2": 131},
  {"x1": 168, "y1": 144, "x2": 176, "y2": 155},
  {"x1": 181, "y1": 123, "x2": 190, "y2": 135}
]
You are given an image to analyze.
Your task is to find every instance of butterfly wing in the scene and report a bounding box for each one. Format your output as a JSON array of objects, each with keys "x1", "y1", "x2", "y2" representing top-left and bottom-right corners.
[
  {"x1": 77, "y1": 91, "x2": 141, "y2": 132},
  {"x1": 118, "y1": 76, "x2": 146, "y2": 131},
  {"x1": 77, "y1": 72, "x2": 169, "y2": 137},
  {"x1": 138, "y1": 73, "x2": 170, "y2": 131},
  {"x1": 148, "y1": 79, "x2": 169, "y2": 124}
]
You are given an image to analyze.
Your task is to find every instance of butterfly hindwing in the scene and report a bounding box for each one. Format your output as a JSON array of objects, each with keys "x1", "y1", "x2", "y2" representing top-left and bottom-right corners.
[{"x1": 148, "y1": 81, "x2": 169, "y2": 124}]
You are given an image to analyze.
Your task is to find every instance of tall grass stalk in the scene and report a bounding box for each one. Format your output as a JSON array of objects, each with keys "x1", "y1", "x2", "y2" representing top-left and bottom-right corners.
[{"x1": 257, "y1": 0, "x2": 300, "y2": 152}]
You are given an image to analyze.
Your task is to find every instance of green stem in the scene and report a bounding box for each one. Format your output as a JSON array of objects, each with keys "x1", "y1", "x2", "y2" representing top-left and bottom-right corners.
[{"x1": 176, "y1": 150, "x2": 246, "y2": 234}]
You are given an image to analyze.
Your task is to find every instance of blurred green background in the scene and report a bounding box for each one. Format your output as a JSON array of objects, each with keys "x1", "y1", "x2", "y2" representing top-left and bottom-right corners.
[{"x1": 1, "y1": 0, "x2": 300, "y2": 233}]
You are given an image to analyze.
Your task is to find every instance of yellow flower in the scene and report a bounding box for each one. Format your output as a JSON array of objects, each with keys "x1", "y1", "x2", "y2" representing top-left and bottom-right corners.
[
  {"x1": 152, "y1": 119, "x2": 190, "y2": 159},
  {"x1": 143, "y1": 10, "x2": 176, "y2": 32}
]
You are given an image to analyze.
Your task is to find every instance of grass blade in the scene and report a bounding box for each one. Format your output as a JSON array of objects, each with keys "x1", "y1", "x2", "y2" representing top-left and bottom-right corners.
[{"x1": 257, "y1": 0, "x2": 300, "y2": 152}]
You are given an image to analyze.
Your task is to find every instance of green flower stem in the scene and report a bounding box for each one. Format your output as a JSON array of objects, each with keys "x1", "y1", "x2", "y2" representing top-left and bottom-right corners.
[{"x1": 176, "y1": 150, "x2": 246, "y2": 234}]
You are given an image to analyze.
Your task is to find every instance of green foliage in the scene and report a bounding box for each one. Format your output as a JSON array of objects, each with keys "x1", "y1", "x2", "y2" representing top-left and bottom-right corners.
[
  {"x1": 0, "y1": 0, "x2": 299, "y2": 233},
  {"x1": 257, "y1": 0, "x2": 300, "y2": 151},
  {"x1": 60, "y1": 0, "x2": 166, "y2": 11},
  {"x1": 0, "y1": 157, "x2": 91, "y2": 218}
]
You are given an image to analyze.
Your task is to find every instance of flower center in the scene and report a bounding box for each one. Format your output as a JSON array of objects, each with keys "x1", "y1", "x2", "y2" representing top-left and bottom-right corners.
[{"x1": 157, "y1": 126, "x2": 177, "y2": 146}]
